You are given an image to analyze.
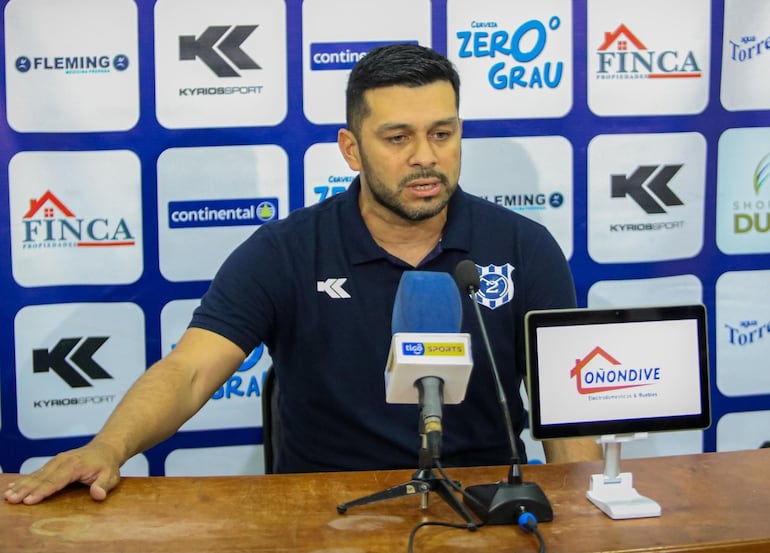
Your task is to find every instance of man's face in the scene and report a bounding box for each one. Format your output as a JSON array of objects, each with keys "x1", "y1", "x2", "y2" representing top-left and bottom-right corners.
[{"x1": 344, "y1": 81, "x2": 462, "y2": 222}]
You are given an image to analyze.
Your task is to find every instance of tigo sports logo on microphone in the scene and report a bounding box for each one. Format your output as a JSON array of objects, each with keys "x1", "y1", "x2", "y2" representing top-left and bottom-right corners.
[{"x1": 402, "y1": 342, "x2": 466, "y2": 356}]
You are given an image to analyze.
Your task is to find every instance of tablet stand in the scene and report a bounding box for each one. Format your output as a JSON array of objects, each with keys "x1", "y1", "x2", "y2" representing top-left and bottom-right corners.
[{"x1": 586, "y1": 433, "x2": 661, "y2": 520}]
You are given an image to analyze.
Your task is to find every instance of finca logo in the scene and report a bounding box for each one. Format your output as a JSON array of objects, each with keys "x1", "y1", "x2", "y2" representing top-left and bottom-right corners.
[
  {"x1": 21, "y1": 190, "x2": 136, "y2": 249},
  {"x1": 595, "y1": 24, "x2": 702, "y2": 80},
  {"x1": 455, "y1": 16, "x2": 565, "y2": 90},
  {"x1": 732, "y1": 153, "x2": 770, "y2": 235},
  {"x1": 15, "y1": 54, "x2": 130, "y2": 74},
  {"x1": 571, "y1": 346, "x2": 660, "y2": 395}
]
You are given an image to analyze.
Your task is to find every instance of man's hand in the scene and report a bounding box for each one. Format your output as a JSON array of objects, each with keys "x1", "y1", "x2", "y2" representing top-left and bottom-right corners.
[{"x1": 3, "y1": 440, "x2": 123, "y2": 505}]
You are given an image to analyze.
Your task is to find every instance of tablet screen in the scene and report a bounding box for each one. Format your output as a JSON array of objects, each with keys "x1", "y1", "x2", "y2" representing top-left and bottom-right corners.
[{"x1": 525, "y1": 305, "x2": 710, "y2": 440}]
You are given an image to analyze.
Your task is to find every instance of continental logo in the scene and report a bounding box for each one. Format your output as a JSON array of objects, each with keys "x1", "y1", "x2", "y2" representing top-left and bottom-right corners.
[{"x1": 401, "y1": 342, "x2": 466, "y2": 356}]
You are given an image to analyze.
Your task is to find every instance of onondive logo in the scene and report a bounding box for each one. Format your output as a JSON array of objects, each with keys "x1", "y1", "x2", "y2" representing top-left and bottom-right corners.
[
  {"x1": 595, "y1": 24, "x2": 702, "y2": 80},
  {"x1": 21, "y1": 190, "x2": 136, "y2": 249},
  {"x1": 168, "y1": 198, "x2": 278, "y2": 229},
  {"x1": 571, "y1": 346, "x2": 660, "y2": 396},
  {"x1": 476, "y1": 263, "x2": 515, "y2": 310},
  {"x1": 455, "y1": 16, "x2": 566, "y2": 90}
]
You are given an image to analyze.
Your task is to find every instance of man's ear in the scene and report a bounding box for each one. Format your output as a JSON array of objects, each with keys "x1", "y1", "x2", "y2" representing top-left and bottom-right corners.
[{"x1": 338, "y1": 128, "x2": 362, "y2": 172}]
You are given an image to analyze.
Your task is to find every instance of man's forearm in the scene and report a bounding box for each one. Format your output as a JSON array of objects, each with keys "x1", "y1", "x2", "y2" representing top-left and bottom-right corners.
[{"x1": 91, "y1": 358, "x2": 212, "y2": 464}]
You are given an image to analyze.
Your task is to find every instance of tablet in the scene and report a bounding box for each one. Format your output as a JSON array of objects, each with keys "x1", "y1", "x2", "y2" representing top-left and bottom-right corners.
[{"x1": 525, "y1": 305, "x2": 710, "y2": 440}]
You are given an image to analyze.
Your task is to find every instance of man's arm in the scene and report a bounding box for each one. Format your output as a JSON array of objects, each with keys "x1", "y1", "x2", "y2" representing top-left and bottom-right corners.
[
  {"x1": 3, "y1": 328, "x2": 246, "y2": 505},
  {"x1": 543, "y1": 437, "x2": 603, "y2": 464}
]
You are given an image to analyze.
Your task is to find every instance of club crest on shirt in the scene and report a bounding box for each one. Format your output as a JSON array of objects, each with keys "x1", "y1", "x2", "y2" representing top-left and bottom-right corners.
[{"x1": 476, "y1": 263, "x2": 515, "y2": 310}]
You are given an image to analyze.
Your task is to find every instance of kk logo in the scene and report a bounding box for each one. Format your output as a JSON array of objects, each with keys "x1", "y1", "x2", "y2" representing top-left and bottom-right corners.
[
  {"x1": 180, "y1": 25, "x2": 261, "y2": 77},
  {"x1": 33, "y1": 337, "x2": 113, "y2": 388},
  {"x1": 476, "y1": 263, "x2": 515, "y2": 310},
  {"x1": 611, "y1": 164, "x2": 684, "y2": 214},
  {"x1": 317, "y1": 278, "x2": 350, "y2": 299}
]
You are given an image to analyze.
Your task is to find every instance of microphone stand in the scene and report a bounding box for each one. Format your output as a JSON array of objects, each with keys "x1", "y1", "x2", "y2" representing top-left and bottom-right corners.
[
  {"x1": 459, "y1": 275, "x2": 554, "y2": 524},
  {"x1": 336, "y1": 390, "x2": 477, "y2": 526}
]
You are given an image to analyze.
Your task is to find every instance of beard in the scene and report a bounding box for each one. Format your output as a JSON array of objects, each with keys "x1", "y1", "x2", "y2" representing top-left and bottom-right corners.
[{"x1": 360, "y1": 151, "x2": 458, "y2": 222}]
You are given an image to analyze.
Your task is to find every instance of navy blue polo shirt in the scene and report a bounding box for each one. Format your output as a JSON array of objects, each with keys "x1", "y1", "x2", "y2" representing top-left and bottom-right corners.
[{"x1": 190, "y1": 177, "x2": 576, "y2": 473}]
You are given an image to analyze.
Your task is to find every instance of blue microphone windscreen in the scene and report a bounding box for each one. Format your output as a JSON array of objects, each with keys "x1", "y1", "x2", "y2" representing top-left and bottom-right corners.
[{"x1": 391, "y1": 271, "x2": 463, "y2": 334}]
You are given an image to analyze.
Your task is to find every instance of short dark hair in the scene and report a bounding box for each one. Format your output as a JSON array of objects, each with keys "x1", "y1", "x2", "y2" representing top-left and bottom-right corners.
[{"x1": 345, "y1": 43, "x2": 461, "y2": 136}]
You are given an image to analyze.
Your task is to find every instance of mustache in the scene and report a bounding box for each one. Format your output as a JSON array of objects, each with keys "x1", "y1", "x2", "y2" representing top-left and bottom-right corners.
[{"x1": 399, "y1": 169, "x2": 449, "y2": 188}]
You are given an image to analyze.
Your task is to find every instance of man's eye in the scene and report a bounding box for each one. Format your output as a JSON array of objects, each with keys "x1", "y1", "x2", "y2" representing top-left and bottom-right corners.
[{"x1": 388, "y1": 135, "x2": 407, "y2": 144}]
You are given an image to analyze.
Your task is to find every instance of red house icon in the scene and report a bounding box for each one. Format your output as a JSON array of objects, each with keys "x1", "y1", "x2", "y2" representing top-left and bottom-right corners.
[
  {"x1": 597, "y1": 24, "x2": 647, "y2": 52},
  {"x1": 23, "y1": 190, "x2": 75, "y2": 219},
  {"x1": 570, "y1": 346, "x2": 648, "y2": 394}
]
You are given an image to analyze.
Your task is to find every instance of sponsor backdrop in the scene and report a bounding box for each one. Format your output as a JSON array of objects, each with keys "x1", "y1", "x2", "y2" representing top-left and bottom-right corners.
[{"x1": 1, "y1": 0, "x2": 769, "y2": 476}]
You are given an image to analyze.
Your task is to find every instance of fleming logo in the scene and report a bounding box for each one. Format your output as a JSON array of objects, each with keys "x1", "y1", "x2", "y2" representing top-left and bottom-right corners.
[
  {"x1": 21, "y1": 190, "x2": 136, "y2": 249},
  {"x1": 570, "y1": 346, "x2": 660, "y2": 394},
  {"x1": 596, "y1": 24, "x2": 702, "y2": 80}
]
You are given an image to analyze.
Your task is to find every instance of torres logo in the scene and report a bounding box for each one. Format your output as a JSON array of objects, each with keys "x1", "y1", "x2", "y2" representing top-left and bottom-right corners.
[
  {"x1": 596, "y1": 24, "x2": 702, "y2": 80},
  {"x1": 571, "y1": 346, "x2": 661, "y2": 395},
  {"x1": 21, "y1": 190, "x2": 136, "y2": 249}
]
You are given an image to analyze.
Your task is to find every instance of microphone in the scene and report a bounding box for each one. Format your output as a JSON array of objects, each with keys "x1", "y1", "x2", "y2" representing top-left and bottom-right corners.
[
  {"x1": 385, "y1": 271, "x2": 474, "y2": 461},
  {"x1": 453, "y1": 259, "x2": 554, "y2": 524}
]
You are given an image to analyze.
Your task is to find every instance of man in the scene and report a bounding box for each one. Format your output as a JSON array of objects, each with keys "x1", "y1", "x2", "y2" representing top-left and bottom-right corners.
[{"x1": 5, "y1": 44, "x2": 599, "y2": 505}]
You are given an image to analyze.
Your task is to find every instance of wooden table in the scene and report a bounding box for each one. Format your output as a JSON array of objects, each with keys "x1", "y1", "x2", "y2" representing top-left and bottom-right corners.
[{"x1": 2, "y1": 448, "x2": 769, "y2": 553}]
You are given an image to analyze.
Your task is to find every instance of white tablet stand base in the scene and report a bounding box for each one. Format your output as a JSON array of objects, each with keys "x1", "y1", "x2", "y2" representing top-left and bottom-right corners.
[{"x1": 586, "y1": 433, "x2": 661, "y2": 520}]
